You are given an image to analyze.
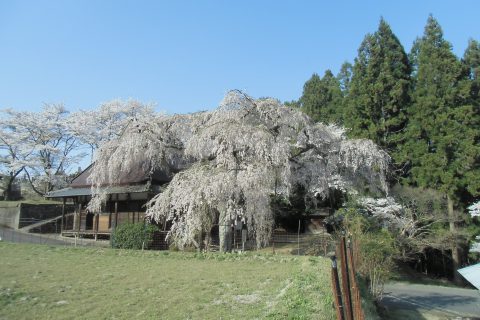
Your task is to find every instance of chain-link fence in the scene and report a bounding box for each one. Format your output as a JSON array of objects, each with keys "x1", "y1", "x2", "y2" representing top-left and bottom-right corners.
[
  {"x1": 270, "y1": 230, "x2": 336, "y2": 256},
  {"x1": 0, "y1": 218, "x2": 107, "y2": 248},
  {"x1": 1, "y1": 217, "x2": 336, "y2": 256},
  {"x1": 146, "y1": 224, "x2": 336, "y2": 256}
]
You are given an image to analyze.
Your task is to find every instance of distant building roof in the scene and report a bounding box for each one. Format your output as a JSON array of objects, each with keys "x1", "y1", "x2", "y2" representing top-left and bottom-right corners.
[
  {"x1": 45, "y1": 161, "x2": 169, "y2": 199},
  {"x1": 458, "y1": 263, "x2": 480, "y2": 290}
]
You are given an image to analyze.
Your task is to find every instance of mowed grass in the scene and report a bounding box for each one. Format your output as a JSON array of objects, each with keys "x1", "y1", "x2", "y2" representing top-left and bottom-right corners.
[{"x1": 0, "y1": 242, "x2": 336, "y2": 319}]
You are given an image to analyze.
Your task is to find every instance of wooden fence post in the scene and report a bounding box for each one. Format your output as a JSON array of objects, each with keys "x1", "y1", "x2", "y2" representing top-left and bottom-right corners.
[
  {"x1": 347, "y1": 237, "x2": 364, "y2": 320},
  {"x1": 339, "y1": 236, "x2": 353, "y2": 320},
  {"x1": 77, "y1": 203, "x2": 82, "y2": 235},
  {"x1": 61, "y1": 198, "x2": 66, "y2": 233},
  {"x1": 330, "y1": 255, "x2": 345, "y2": 320},
  {"x1": 114, "y1": 201, "x2": 118, "y2": 228}
]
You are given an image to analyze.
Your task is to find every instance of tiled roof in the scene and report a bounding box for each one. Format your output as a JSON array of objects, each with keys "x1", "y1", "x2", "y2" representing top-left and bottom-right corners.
[{"x1": 45, "y1": 184, "x2": 162, "y2": 198}]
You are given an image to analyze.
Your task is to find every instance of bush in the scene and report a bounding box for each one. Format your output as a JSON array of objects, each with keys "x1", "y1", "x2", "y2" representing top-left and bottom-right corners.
[
  {"x1": 333, "y1": 204, "x2": 398, "y2": 300},
  {"x1": 358, "y1": 229, "x2": 397, "y2": 299},
  {"x1": 111, "y1": 223, "x2": 159, "y2": 249}
]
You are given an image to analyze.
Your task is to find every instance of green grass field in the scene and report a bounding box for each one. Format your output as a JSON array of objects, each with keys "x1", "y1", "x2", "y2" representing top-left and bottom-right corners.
[{"x1": 0, "y1": 242, "x2": 339, "y2": 319}]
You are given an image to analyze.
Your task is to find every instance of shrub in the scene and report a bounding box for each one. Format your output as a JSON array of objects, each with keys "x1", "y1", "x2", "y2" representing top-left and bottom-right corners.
[
  {"x1": 111, "y1": 223, "x2": 159, "y2": 249},
  {"x1": 358, "y1": 229, "x2": 397, "y2": 299},
  {"x1": 333, "y1": 203, "x2": 398, "y2": 300}
]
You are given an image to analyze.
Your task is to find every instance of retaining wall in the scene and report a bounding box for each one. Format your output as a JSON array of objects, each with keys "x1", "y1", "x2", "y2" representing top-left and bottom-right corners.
[
  {"x1": 0, "y1": 205, "x2": 21, "y2": 229},
  {"x1": 0, "y1": 203, "x2": 72, "y2": 229}
]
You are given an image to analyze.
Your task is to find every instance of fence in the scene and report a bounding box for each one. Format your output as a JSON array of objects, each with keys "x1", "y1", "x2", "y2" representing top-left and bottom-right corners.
[
  {"x1": 149, "y1": 230, "x2": 169, "y2": 250},
  {"x1": 330, "y1": 236, "x2": 365, "y2": 320},
  {"x1": 1, "y1": 217, "x2": 336, "y2": 257},
  {"x1": 271, "y1": 230, "x2": 336, "y2": 256},
  {"x1": 0, "y1": 225, "x2": 104, "y2": 247},
  {"x1": 146, "y1": 224, "x2": 336, "y2": 255}
]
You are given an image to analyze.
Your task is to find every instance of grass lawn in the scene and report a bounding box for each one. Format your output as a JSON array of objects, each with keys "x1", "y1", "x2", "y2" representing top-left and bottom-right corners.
[{"x1": 0, "y1": 242, "x2": 338, "y2": 319}]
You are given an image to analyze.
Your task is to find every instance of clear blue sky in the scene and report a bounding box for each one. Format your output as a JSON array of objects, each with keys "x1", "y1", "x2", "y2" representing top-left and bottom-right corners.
[{"x1": 1, "y1": 1, "x2": 479, "y2": 114}]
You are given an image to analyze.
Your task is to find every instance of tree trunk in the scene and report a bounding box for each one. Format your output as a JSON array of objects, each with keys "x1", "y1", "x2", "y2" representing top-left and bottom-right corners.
[
  {"x1": 219, "y1": 212, "x2": 232, "y2": 253},
  {"x1": 447, "y1": 194, "x2": 463, "y2": 285},
  {"x1": 4, "y1": 176, "x2": 13, "y2": 200},
  {"x1": 3, "y1": 189, "x2": 13, "y2": 201},
  {"x1": 24, "y1": 170, "x2": 45, "y2": 197},
  {"x1": 3, "y1": 169, "x2": 23, "y2": 201}
]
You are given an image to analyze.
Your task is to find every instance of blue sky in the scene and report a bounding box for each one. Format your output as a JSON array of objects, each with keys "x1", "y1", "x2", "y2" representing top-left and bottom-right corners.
[{"x1": 1, "y1": 1, "x2": 479, "y2": 114}]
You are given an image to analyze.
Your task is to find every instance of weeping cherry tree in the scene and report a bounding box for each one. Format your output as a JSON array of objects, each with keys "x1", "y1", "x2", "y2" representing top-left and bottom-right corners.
[{"x1": 88, "y1": 91, "x2": 389, "y2": 251}]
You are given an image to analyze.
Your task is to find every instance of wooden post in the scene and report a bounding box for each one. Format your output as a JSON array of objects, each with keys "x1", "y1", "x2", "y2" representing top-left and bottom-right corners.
[
  {"x1": 297, "y1": 219, "x2": 301, "y2": 255},
  {"x1": 77, "y1": 203, "x2": 82, "y2": 234},
  {"x1": 94, "y1": 214, "x2": 98, "y2": 241},
  {"x1": 114, "y1": 201, "x2": 118, "y2": 229},
  {"x1": 61, "y1": 198, "x2": 66, "y2": 233},
  {"x1": 108, "y1": 200, "x2": 112, "y2": 230},
  {"x1": 331, "y1": 255, "x2": 345, "y2": 320},
  {"x1": 272, "y1": 233, "x2": 275, "y2": 254},
  {"x1": 347, "y1": 238, "x2": 364, "y2": 320},
  {"x1": 339, "y1": 236, "x2": 353, "y2": 320}
]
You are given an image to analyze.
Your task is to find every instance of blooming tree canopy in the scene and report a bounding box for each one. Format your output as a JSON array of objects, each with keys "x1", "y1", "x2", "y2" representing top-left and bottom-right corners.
[
  {"x1": 88, "y1": 91, "x2": 390, "y2": 250},
  {"x1": 69, "y1": 99, "x2": 155, "y2": 159},
  {"x1": 0, "y1": 111, "x2": 31, "y2": 199},
  {"x1": 469, "y1": 201, "x2": 480, "y2": 218},
  {"x1": 0, "y1": 104, "x2": 84, "y2": 196}
]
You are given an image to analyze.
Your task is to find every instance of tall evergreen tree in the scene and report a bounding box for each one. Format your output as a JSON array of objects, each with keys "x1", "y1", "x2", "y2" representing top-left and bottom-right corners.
[
  {"x1": 462, "y1": 39, "x2": 480, "y2": 204},
  {"x1": 298, "y1": 73, "x2": 321, "y2": 117},
  {"x1": 299, "y1": 70, "x2": 343, "y2": 124},
  {"x1": 463, "y1": 39, "x2": 480, "y2": 103},
  {"x1": 337, "y1": 61, "x2": 353, "y2": 95},
  {"x1": 345, "y1": 18, "x2": 411, "y2": 156},
  {"x1": 403, "y1": 16, "x2": 480, "y2": 283}
]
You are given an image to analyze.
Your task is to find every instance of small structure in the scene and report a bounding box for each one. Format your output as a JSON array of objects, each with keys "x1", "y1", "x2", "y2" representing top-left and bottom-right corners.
[
  {"x1": 458, "y1": 263, "x2": 480, "y2": 290},
  {"x1": 46, "y1": 163, "x2": 169, "y2": 239}
]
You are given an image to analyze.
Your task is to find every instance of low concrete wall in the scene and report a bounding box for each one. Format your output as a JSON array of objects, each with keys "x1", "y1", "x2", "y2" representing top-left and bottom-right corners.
[
  {"x1": 0, "y1": 204, "x2": 21, "y2": 229},
  {"x1": 0, "y1": 203, "x2": 73, "y2": 229},
  {"x1": 17, "y1": 203, "x2": 65, "y2": 228}
]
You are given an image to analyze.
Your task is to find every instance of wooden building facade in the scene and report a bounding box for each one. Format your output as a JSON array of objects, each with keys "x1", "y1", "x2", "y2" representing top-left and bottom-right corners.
[{"x1": 46, "y1": 163, "x2": 168, "y2": 239}]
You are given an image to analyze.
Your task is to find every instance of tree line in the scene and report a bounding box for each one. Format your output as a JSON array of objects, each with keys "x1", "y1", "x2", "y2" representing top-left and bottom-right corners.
[{"x1": 289, "y1": 15, "x2": 479, "y2": 283}]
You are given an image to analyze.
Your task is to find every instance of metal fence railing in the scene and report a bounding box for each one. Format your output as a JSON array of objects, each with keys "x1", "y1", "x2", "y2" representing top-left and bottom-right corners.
[
  {"x1": 148, "y1": 231, "x2": 169, "y2": 250},
  {"x1": 1, "y1": 218, "x2": 336, "y2": 256},
  {"x1": 0, "y1": 224, "x2": 105, "y2": 247},
  {"x1": 270, "y1": 231, "x2": 336, "y2": 256}
]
